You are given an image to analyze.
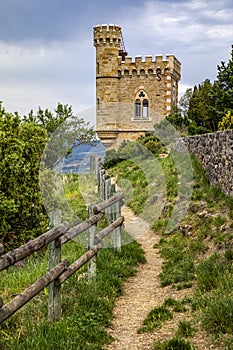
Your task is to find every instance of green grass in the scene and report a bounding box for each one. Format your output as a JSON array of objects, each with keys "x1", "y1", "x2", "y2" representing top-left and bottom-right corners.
[
  {"x1": 139, "y1": 297, "x2": 188, "y2": 334},
  {"x1": 0, "y1": 173, "x2": 146, "y2": 350},
  {"x1": 138, "y1": 305, "x2": 173, "y2": 333},
  {"x1": 107, "y1": 138, "x2": 233, "y2": 349},
  {"x1": 0, "y1": 239, "x2": 145, "y2": 350},
  {"x1": 176, "y1": 320, "x2": 196, "y2": 338},
  {"x1": 153, "y1": 337, "x2": 195, "y2": 350}
]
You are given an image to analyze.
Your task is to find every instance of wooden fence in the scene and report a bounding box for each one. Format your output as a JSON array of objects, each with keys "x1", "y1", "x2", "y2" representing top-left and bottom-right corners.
[{"x1": 0, "y1": 154, "x2": 124, "y2": 324}]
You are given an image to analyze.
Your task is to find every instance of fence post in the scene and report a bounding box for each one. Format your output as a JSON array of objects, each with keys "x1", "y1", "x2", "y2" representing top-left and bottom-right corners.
[
  {"x1": 48, "y1": 209, "x2": 62, "y2": 322},
  {"x1": 113, "y1": 198, "x2": 122, "y2": 252},
  {"x1": 0, "y1": 244, "x2": 4, "y2": 256},
  {"x1": 87, "y1": 204, "x2": 97, "y2": 281},
  {"x1": 99, "y1": 169, "x2": 107, "y2": 201},
  {"x1": 104, "y1": 177, "x2": 112, "y2": 223}
]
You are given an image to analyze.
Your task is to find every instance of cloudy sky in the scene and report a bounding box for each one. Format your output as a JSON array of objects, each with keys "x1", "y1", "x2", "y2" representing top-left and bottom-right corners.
[{"x1": 0, "y1": 0, "x2": 232, "y2": 125}]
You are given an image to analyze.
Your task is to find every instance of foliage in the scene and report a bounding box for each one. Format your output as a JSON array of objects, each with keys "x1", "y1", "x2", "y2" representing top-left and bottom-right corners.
[
  {"x1": 138, "y1": 133, "x2": 167, "y2": 156},
  {"x1": 0, "y1": 102, "x2": 96, "y2": 250},
  {"x1": 176, "y1": 320, "x2": 196, "y2": 338},
  {"x1": 138, "y1": 305, "x2": 173, "y2": 333},
  {"x1": 0, "y1": 102, "x2": 48, "y2": 249},
  {"x1": 152, "y1": 153, "x2": 233, "y2": 348},
  {"x1": 218, "y1": 110, "x2": 233, "y2": 130},
  {"x1": 36, "y1": 103, "x2": 96, "y2": 169},
  {"x1": 210, "y1": 45, "x2": 233, "y2": 122},
  {"x1": 179, "y1": 88, "x2": 193, "y2": 116},
  {"x1": 165, "y1": 111, "x2": 190, "y2": 135},
  {"x1": 187, "y1": 79, "x2": 215, "y2": 132},
  {"x1": 153, "y1": 337, "x2": 195, "y2": 350},
  {"x1": 169, "y1": 45, "x2": 233, "y2": 135},
  {"x1": 104, "y1": 132, "x2": 167, "y2": 169},
  {"x1": 24, "y1": 103, "x2": 74, "y2": 135}
]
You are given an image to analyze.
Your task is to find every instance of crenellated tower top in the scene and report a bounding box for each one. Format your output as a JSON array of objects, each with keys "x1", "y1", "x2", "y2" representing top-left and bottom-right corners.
[{"x1": 93, "y1": 24, "x2": 122, "y2": 48}]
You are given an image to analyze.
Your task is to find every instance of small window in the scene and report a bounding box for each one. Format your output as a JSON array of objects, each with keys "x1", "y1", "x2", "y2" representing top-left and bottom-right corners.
[{"x1": 134, "y1": 90, "x2": 149, "y2": 119}]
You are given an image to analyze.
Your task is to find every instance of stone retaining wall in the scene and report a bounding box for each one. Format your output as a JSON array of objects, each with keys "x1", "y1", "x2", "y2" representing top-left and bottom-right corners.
[{"x1": 174, "y1": 129, "x2": 233, "y2": 197}]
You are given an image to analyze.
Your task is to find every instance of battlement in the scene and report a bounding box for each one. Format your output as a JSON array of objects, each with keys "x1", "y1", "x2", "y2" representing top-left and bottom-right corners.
[
  {"x1": 94, "y1": 24, "x2": 122, "y2": 47},
  {"x1": 118, "y1": 54, "x2": 181, "y2": 79},
  {"x1": 118, "y1": 54, "x2": 180, "y2": 66}
]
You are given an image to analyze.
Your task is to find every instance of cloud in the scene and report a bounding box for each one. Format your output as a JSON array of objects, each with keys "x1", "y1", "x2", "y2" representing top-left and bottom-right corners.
[
  {"x1": 122, "y1": 0, "x2": 233, "y2": 52},
  {"x1": 0, "y1": 0, "x2": 232, "y2": 124},
  {"x1": 119, "y1": 0, "x2": 233, "y2": 88},
  {"x1": 0, "y1": 37, "x2": 95, "y2": 119}
]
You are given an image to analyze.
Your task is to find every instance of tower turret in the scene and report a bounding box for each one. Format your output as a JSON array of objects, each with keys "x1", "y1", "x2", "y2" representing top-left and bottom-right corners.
[{"x1": 94, "y1": 24, "x2": 122, "y2": 147}]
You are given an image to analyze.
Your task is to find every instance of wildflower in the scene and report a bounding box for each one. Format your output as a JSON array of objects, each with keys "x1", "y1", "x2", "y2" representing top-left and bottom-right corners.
[{"x1": 15, "y1": 260, "x2": 24, "y2": 268}]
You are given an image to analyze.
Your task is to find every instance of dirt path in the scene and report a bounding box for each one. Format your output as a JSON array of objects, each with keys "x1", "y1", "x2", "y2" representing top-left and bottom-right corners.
[
  {"x1": 104, "y1": 206, "x2": 190, "y2": 350},
  {"x1": 104, "y1": 206, "x2": 216, "y2": 350}
]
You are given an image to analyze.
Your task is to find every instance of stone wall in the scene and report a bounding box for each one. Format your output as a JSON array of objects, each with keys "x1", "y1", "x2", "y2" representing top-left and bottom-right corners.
[{"x1": 174, "y1": 129, "x2": 233, "y2": 197}]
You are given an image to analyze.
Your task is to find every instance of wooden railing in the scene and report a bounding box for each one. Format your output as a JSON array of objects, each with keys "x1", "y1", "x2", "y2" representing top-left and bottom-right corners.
[{"x1": 0, "y1": 154, "x2": 124, "y2": 324}]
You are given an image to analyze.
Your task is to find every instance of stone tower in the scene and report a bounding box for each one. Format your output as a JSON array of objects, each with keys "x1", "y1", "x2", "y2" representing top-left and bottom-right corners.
[{"x1": 93, "y1": 24, "x2": 181, "y2": 149}]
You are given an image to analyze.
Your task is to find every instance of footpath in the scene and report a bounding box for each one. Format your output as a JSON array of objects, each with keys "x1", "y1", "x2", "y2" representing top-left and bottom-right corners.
[{"x1": 104, "y1": 206, "x2": 211, "y2": 350}]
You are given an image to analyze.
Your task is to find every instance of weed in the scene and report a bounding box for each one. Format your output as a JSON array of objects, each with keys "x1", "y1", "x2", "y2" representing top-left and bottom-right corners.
[
  {"x1": 213, "y1": 215, "x2": 226, "y2": 228},
  {"x1": 196, "y1": 253, "x2": 233, "y2": 292},
  {"x1": 154, "y1": 337, "x2": 195, "y2": 350},
  {"x1": 176, "y1": 320, "x2": 196, "y2": 337},
  {"x1": 138, "y1": 306, "x2": 173, "y2": 333},
  {"x1": 164, "y1": 298, "x2": 187, "y2": 313}
]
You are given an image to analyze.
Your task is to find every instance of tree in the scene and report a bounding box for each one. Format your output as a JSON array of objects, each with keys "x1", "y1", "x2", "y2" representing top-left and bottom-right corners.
[
  {"x1": 188, "y1": 79, "x2": 215, "y2": 131},
  {"x1": 1, "y1": 102, "x2": 97, "y2": 250},
  {"x1": 25, "y1": 103, "x2": 74, "y2": 135},
  {"x1": 218, "y1": 110, "x2": 233, "y2": 130},
  {"x1": 0, "y1": 102, "x2": 48, "y2": 249},
  {"x1": 179, "y1": 88, "x2": 192, "y2": 117},
  {"x1": 25, "y1": 103, "x2": 97, "y2": 169},
  {"x1": 210, "y1": 45, "x2": 233, "y2": 122}
]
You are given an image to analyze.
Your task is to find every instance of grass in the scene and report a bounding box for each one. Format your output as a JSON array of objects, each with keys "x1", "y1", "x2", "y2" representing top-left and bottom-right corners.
[
  {"x1": 176, "y1": 320, "x2": 196, "y2": 338},
  {"x1": 153, "y1": 337, "x2": 196, "y2": 350},
  {"x1": 138, "y1": 306, "x2": 173, "y2": 333},
  {"x1": 0, "y1": 173, "x2": 146, "y2": 350},
  {"x1": 106, "y1": 138, "x2": 233, "y2": 349},
  {"x1": 0, "y1": 239, "x2": 145, "y2": 350},
  {"x1": 2, "y1": 136, "x2": 233, "y2": 349},
  {"x1": 139, "y1": 297, "x2": 188, "y2": 334},
  {"x1": 154, "y1": 156, "x2": 233, "y2": 348}
]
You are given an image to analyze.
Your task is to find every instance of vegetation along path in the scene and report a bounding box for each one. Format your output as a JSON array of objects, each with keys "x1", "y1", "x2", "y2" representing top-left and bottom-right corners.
[{"x1": 104, "y1": 206, "x2": 189, "y2": 350}]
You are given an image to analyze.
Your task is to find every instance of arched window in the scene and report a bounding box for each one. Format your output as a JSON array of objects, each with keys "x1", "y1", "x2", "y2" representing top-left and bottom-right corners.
[{"x1": 134, "y1": 90, "x2": 149, "y2": 119}]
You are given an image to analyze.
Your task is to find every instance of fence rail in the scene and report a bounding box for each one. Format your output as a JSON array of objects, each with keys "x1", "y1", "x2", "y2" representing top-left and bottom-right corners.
[{"x1": 0, "y1": 154, "x2": 124, "y2": 324}]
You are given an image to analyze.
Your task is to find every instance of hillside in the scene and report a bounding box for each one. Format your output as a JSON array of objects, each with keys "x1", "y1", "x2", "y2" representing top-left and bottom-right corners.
[{"x1": 105, "y1": 138, "x2": 233, "y2": 350}]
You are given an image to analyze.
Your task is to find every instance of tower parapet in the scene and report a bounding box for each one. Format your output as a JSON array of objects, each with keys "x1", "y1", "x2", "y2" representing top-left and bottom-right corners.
[
  {"x1": 94, "y1": 24, "x2": 122, "y2": 49},
  {"x1": 118, "y1": 54, "x2": 181, "y2": 80}
]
